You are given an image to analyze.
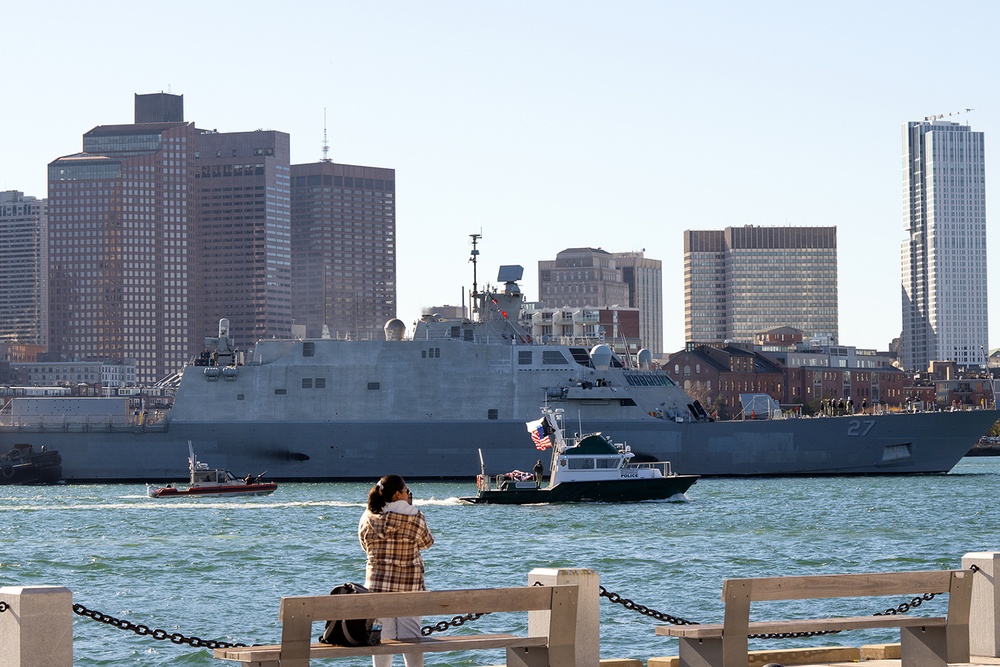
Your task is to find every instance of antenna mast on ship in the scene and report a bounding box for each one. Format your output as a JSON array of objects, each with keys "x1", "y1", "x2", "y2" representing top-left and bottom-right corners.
[{"x1": 469, "y1": 233, "x2": 481, "y2": 318}]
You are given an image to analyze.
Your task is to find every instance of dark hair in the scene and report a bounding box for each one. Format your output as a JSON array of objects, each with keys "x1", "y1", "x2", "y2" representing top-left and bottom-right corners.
[{"x1": 367, "y1": 474, "x2": 406, "y2": 514}]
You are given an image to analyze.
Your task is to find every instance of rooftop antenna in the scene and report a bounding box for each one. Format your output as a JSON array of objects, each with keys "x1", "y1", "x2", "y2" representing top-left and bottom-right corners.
[
  {"x1": 469, "y1": 233, "x2": 481, "y2": 317},
  {"x1": 321, "y1": 108, "x2": 331, "y2": 162}
]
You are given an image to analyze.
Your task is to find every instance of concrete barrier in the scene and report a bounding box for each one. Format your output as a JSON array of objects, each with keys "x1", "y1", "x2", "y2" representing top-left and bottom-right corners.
[
  {"x1": 529, "y1": 568, "x2": 600, "y2": 667},
  {"x1": 964, "y1": 551, "x2": 1000, "y2": 657},
  {"x1": 0, "y1": 586, "x2": 72, "y2": 667}
]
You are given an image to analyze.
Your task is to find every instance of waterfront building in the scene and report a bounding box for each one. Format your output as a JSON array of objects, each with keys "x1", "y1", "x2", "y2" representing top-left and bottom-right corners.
[
  {"x1": 46, "y1": 93, "x2": 294, "y2": 384},
  {"x1": 663, "y1": 344, "x2": 784, "y2": 419},
  {"x1": 664, "y1": 342, "x2": 908, "y2": 416},
  {"x1": 901, "y1": 119, "x2": 987, "y2": 372},
  {"x1": 683, "y1": 226, "x2": 838, "y2": 345},
  {"x1": 524, "y1": 305, "x2": 641, "y2": 355},
  {"x1": 47, "y1": 113, "x2": 197, "y2": 385},
  {"x1": 12, "y1": 360, "x2": 137, "y2": 389},
  {"x1": 192, "y1": 128, "x2": 293, "y2": 347},
  {"x1": 290, "y1": 161, "x2": 395, "y2": 340},
  {"x1": 0, "y1": 191, "x2": 47, "y2": 346},
  {"x1": 538, "y1": 248, "x2": 661, "y2": 353}
]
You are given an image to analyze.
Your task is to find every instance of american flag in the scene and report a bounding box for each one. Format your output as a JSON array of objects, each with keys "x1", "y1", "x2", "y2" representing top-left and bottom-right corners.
[{"x1": 526, "y1": 418, "x2": 552, "y2": 450}]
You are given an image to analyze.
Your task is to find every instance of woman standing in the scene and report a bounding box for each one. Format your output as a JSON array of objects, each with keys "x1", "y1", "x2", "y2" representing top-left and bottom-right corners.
[{"x1": 359, "y1": 474, "x2": 434, "y2": 667}]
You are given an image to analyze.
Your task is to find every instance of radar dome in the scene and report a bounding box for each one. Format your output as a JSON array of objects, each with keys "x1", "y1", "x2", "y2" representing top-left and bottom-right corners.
[
  {"x1": 637, "y1": 349, "x2": 652, "y2": 370},
  {"x1": 383, "y1": 319, "x2": 406, "y2": 341},
  {"x1": 590, "y1": 344, "x2": 613, "y2": 371}
]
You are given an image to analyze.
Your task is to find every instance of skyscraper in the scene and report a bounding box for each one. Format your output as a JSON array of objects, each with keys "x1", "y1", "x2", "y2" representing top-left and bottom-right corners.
[
  {"x1": 47, "y1": 93, "x2": 294, "y2": 384},
  {"x1": 290, "y1": 162, "x2": 396, "y2": 340},
  {"x1": 901, "y1": 119, "x2": 987, "y2": 372},
  {"x1": 683, "y1": 226, "x2": 838, "y2": 345},
  {"x1": 191, "y1": 129, "x2": 292, "y2": 347},
  {"x1": 0, "y1": 191, "x2": 47, "y2": 345},
  {"x1": 48, "y1": 119, "x2": 196, "y2": 385}
]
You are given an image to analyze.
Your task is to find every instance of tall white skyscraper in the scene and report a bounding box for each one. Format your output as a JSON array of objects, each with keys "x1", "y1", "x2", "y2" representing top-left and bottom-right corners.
[{"x1": 901, "y1": 119, "x2": 987, "y2": 372}]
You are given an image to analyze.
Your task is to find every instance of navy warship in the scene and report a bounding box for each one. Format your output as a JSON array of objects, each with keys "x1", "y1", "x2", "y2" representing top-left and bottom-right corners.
[{"x1": 0, "y1": 261, "x2": 996, "y2": 482}]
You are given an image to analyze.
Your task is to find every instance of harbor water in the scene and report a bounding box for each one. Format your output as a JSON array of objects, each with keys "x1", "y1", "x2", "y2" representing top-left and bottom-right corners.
[{"x1": 2, "y1": 457, "x2": 999, "y2": 666}]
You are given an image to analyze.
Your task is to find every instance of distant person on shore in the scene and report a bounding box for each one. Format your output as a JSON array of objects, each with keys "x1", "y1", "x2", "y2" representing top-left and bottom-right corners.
[{"x1": 359, "y1": 474, "x2": 434, "y2": 667}]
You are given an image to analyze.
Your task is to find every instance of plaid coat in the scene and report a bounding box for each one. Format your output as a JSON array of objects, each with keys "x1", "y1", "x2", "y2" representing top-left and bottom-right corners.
[{"x1": 359, "y1": 508, "x2": 434, "y2": 592}]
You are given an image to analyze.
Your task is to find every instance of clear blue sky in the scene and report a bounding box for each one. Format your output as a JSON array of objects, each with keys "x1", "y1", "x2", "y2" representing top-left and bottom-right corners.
[{"x1": 4, "y1": 1, "x2": 999, "y2": 353}]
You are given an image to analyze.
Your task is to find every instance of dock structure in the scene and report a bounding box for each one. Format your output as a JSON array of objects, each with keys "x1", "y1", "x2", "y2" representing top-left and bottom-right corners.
[{"x1": 5, "y1": 555, "x2": 1000, "y2": 667}]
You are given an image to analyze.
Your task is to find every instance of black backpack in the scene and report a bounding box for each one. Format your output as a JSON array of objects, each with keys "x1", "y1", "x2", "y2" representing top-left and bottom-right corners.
[{"x1": 318, "y1": 583, "x2": 382, "y2": 647}]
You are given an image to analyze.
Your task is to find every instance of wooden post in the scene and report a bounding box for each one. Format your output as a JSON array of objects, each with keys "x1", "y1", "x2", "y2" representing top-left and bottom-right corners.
[
  {"x1": 529, "y1": 568, "x2": 597, "y2": 667},
  {"x1": 0, "y1": 586, "x2": 72, "y2": 667},
  {"x1": 963, "y1": 551, "x2": 1000, "y2": 657}
]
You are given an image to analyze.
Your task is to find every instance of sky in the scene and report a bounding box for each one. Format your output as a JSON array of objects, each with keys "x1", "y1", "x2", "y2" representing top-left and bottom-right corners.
[{"x1": 3, "y1": 1, "x2": 999, "y2": 354}]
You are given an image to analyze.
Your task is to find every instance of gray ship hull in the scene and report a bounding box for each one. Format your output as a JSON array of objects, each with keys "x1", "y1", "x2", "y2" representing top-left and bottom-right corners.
[
  {"x1": 2, "y1": 315, "x2": 997, "y2": 481},
  {"x1": 1, "y1": 409, "x2": 995, "y2": 482}
]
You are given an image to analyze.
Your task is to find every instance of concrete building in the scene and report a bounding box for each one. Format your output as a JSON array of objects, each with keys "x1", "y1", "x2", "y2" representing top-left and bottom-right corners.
[
  {"x1": 0, "y1": 191, "x2": 47, "y2": 345},
  {"x1": 290, "y1": 161, "x2": 396, "y2": 341},
  {"x1": 538, "y1": 247, "x2": 662, "y2": 353},
  {"x1": 611, "y1": 251, "x2": 663, "y2": 354},
  {"x1": 901, "y1": 119, "x2": 987, "y2": 372},
  {"x1": 523, "y1": 305, "x2": 641, "y2": 355},
  {"x1": 13, "y1": 360, "x2": 137, "y2": 388},
  {"x1": 683, "y1": 225, "x2": 838, "y2": 345}
]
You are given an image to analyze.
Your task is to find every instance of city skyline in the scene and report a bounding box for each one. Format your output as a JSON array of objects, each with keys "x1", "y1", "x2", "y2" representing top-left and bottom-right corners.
[{"x1": 3, "y1": 1, "x2": 999, "y2": 355}]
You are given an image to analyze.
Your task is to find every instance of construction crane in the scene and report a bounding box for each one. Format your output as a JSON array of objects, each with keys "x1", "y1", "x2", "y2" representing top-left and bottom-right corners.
[{"x1": 924, "y1": 108, "x2": 974, "y2": 122}]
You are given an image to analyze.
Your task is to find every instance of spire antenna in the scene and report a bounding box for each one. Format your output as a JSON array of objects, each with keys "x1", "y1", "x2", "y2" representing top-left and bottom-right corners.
[{"x1": 321, "y1": 108, "x2": 331, "y2": 162}]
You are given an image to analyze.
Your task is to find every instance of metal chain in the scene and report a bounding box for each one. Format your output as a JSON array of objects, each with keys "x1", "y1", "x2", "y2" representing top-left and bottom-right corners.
[
  {"x1": 0, "y1": 601, "x2": 8, "y2": 613},
  {"x1": 421, "y1": 581, "x2": 544, "y2": 635},
  {"x1": 599, "y1": 585, "x2": 699, "y2": 625},
  {"x1": 421, "y1": 612, "x2": 489, "y2": 636},
  {"x1": 72, "y1": 603, "x2": 248, "y2": 649},
  {"x1": 874, "y1": 593, "x2": 935, "y2": 615},
  {"x1": 70, "y1": 568, "x2": 986, "y2": 645}
]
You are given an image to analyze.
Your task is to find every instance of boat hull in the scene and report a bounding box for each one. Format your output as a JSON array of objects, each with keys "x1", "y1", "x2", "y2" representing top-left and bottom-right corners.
[
  {"x1": 461, "y1": 475, "x2": 699, "y2": 504},
  {"x1": 0, "y1": 409, "x2": 995, "y2": 481},
  {"x1": 0, "y1": 449, "x2": 63, "y2": 485},
  {"x1": 147, "y1": 483, "x2": 277, "y2": 498}
]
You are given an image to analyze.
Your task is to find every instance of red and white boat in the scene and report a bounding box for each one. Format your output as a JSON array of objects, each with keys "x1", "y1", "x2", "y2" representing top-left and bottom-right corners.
[{"x1": 146, "y1": 442, "x2": 277, "y2": 498}]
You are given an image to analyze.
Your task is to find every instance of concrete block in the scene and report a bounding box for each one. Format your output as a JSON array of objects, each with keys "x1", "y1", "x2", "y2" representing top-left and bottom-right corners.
[
  {"x1": 0, "y1": 585, "x2": 73, "y2": 667},
  {"x1": 861, "y1": 643, "x2": 902, "y2": 660},
  {"x1": 599, "y1": 660, "x2": 643, "y2": 667},
  {"x1": 964, "y1": 551, "x2": 1000, "y2": 657},
  {"x1": 529, "y1": 568, "x2": 599, "y2": 667},
  {"x1": 648, "y1": 645, "x2": 860, "y2": 667}
]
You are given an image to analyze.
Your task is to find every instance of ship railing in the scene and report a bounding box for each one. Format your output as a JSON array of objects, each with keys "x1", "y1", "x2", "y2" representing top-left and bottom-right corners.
[{"x1": 0, "y1": 414, "x2": 169, "y2": 433}]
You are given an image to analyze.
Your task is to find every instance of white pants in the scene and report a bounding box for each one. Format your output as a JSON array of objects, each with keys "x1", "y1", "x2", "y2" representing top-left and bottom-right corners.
[{"x1": 372, "y1": 616, "x2": 423, "y2": 667}]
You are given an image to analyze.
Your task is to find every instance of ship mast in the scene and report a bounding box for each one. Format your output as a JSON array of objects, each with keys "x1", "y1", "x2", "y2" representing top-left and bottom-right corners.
[{"x1": 469, "y1": 233, "x2": 481, "y2": 318}]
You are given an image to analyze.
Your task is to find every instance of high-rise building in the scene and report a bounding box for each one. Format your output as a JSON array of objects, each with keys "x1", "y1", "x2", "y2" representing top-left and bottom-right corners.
[
  {"x1": 290, "y1": 162, "x2": 396, "y2": 340},
  {"x1": 683, "y1": 226, "x2": 838, "y2": 345},
  {"x1": 901, "y1": 119, "x2": 987, "y2": 372},
  {"x1": 192, "y1": 129, "x2": 292, "y2": 348},
  {"x1": 0, "y1": 191, "x2": 47, "y2": 345},
  {"x1": 538, "y1": 248, "x2": 663, "y2": 353},
  {"x1": 538, "y1": 248, "x2": 629, "y2": 310},
  {"x1": 48, "y1": 120, "x2": 197, "y2": 385},
  {"x1": 47, "y1": 94, "x2": 294, "y2": 384},
  {"x1": 612, "y1": 252, "x2": 663, "y2": 354}
]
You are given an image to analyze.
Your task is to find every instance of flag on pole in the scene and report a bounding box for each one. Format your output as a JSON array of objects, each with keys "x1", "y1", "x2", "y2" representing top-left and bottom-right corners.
[{"x1": 526, "y1": 418, "x2": 552, "y2": 450}]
